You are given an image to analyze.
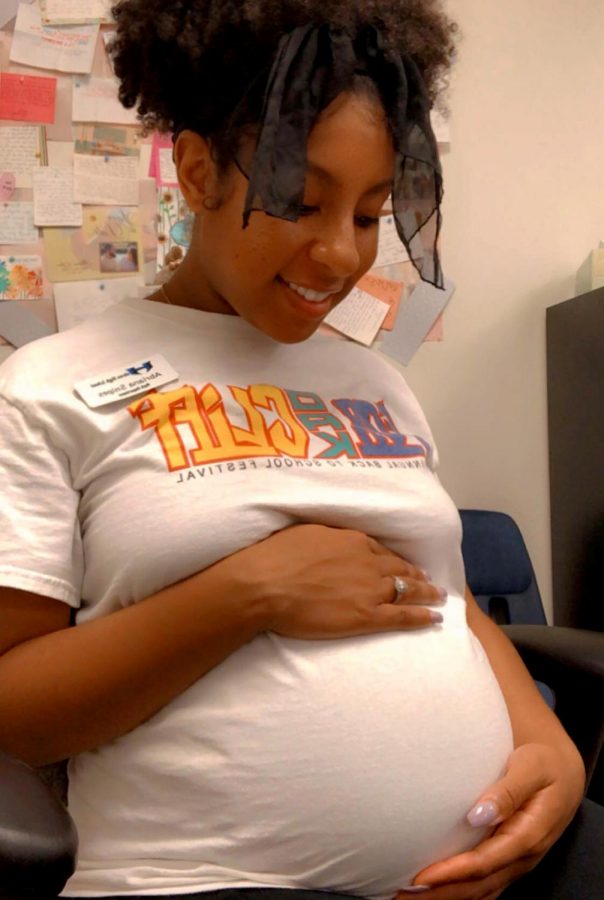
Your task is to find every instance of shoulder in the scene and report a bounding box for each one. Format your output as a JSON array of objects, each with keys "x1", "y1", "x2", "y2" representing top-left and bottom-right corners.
[{"x1": 0, "y1": 300, "x2": 148, "y2": 407}]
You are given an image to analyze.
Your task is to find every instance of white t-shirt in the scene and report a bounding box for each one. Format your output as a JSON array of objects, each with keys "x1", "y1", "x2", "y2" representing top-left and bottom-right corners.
[{"x1": 0, "y1": 298, "x2": 513, "y2": 898}]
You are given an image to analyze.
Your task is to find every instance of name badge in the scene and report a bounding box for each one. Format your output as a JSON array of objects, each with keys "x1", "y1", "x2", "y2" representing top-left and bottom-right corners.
[{"x1": 74, "y1": 355, "x2": 179, "y2": 409}]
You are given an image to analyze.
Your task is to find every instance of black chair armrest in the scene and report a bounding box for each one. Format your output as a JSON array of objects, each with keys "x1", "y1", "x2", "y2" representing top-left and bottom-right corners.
[
  {"x1": 0, "y1": 751, "x2": 77, "y2": 899},
  {"x1": 502, "y1": 625, "x2": 604, "y2": 800}
]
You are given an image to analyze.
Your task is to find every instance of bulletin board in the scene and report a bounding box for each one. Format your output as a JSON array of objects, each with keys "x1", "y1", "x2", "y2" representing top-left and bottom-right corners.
[{"x1": 0, "y1": 1, "x2": 452, "y2": 367}]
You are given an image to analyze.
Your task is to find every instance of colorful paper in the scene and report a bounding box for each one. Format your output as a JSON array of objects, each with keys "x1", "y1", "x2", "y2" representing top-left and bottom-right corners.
[
  {"x1": 0, "y1": 255, "x2": 44, "y2": 300},
  {"x1": 43, "y1": 206, "x2": 143, "y2": 282},
  {"x1": 149, "y1": 133, "x2": 178, "y2": 187},
  {"x1": 74, "y1": 124, "x2": 141, "y2": 157},
  {"x1": 0, "y1": 72, "x2": 57, "y2": 125},
  {"x1": 0, "y1": 173, "x2": 16, "y2": 201},
  {"x1": 156, "y1": 187, "x2": 193, "y2": 270},
  {"x1": 357, "y1": 272, "x2": 405, "y2": 332}
]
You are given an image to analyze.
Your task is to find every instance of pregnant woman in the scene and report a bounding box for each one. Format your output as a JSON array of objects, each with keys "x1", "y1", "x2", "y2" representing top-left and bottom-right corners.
[{"x1": 0, "y1": 2, "x2": 585, "y2": 899}]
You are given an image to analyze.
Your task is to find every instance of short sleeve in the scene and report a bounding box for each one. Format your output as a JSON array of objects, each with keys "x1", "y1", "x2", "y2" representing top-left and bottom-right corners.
[{"x1": 0, "y1": 395, "x2": 83, "y2": 607}]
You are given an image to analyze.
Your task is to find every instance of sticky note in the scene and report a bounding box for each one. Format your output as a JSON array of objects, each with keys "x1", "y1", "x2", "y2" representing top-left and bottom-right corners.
[
  {"x1": 10, "y1": 3, "x2": 99, "y2": 75},
  {"x1": 0, "y1": 201, "x2": 39, "y2": 244},
  {"x1": 324, "y1": 288, "x2": 390, "y2": 347},
  {"x1": 0, "y1": 72, "x2": 57, "y2": 125},
  {"x1": 73, "y1": 76, "x2": 138, "y2": 126},
  {"x1": 0, "y1": 126, "x2": 42, "y2": 189},
  {"x1": 72, "y1": 154, "x2": 139, "y2": 206}
]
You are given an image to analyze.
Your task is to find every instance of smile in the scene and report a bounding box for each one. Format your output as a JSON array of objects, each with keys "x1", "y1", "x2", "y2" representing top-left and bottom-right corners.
[{"x1": 283, "y1": 279, "x2": 339, "y2": 304}]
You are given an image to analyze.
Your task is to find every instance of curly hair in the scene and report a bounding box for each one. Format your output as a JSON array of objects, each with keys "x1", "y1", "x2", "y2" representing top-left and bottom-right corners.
[{"x1": 110, "y1": 0, "x2": 457, "y2": 178}]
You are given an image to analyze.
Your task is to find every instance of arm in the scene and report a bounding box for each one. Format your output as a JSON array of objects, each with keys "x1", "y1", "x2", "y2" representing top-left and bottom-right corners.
[
  {"x1": 465, "y1": 586, "x2": 585, "y2": 774},
  {"x1": 0, "y1": 526, "x2": 441, "y2": 767}
]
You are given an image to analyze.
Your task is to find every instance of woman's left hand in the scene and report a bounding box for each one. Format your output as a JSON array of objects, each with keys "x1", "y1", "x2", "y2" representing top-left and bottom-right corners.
[{"x1": 398, "y1": 741, "x2": 585, "y2": 899}]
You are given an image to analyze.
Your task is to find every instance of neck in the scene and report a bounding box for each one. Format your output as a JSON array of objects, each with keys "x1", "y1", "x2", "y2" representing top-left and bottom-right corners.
[{"x1": 159, "y1": 253, "x2": 238, "y2": 316}]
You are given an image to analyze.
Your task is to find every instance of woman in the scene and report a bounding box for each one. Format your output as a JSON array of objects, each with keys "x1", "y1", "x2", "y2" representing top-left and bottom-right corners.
[{"x1": 0, "y1": 2, "x2": 588, "y2": 899}]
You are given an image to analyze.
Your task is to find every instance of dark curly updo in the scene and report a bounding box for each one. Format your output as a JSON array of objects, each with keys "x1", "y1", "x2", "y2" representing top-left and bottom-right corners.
[{"x1": 110, "y1": 0, "x2": 458, "y2": 178}]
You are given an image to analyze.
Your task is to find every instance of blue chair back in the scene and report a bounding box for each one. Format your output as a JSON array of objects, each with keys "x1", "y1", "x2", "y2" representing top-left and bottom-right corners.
[
  {"x1": 460, "y1": 509, "x2": 547, "y2": 626},
  {"x1": 459, "y1": 509, "x2": 553, "y2": 708}
]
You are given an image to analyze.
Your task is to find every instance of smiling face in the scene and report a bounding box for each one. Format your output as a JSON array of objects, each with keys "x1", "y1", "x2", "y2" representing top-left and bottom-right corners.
[{"x1": 171, "y1": 91, "x2": 396, "y2": 343}]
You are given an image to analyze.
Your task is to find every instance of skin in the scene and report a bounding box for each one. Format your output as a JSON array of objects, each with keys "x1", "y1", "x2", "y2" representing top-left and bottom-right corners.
[
  {"x1": 0, "y1": 91, "x2": 584, "y2": 899},
  {"x1": 153, "y1": 91, "x2": 395, "y2": 342}
]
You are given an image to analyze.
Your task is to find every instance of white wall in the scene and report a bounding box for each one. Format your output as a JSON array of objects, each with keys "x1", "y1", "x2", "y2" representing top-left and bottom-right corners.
[{"x1": 403, "y1": 0, "x2": 604, "y2": 621}]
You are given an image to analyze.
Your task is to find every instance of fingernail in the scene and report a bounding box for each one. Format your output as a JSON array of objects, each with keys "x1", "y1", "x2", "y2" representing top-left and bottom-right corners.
[
  {"x1": 429, "y1": 611, "x2": 444, "y2": 624},
  {"x1": 399, "y1": 887, "x2": 431, "y2": 894},
  {"x1": 467, "y1": 799, "x2": 501, "y2": 827},
  {"x1": 437, "y1": 586, "x2": 447, "y2": 601}
]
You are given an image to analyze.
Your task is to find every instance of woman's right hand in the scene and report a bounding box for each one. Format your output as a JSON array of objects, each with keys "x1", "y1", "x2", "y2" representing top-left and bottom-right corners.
[{"x1": 227, "y1": 524, "x2": 447, "y2": 640}]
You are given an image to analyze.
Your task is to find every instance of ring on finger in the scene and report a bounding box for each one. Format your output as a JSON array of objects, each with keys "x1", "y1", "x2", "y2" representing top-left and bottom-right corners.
[{"x1": 392, "y1": 575, "x2": 409, "y2": 604}]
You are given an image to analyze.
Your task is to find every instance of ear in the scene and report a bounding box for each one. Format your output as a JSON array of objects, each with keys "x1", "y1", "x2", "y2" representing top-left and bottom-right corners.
[{"x1": 174, "y1": 130, "x2": 219, "y2": 214}]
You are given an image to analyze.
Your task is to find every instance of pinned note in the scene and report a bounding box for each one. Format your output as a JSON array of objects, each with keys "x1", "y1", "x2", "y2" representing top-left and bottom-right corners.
[
  {"x1": 53, "y1": 276, "x2": 143, "y2": 330},
  {"x1": 149, "y1": 134, "x2": 178, "y2": 187},
  {"x1": 40, "y1": 0, "x2": 113, "y2": 25},
  {"x1": 33, "y1": 167, "x2": 83, "y2": 227},
  {"x1": 380, "y1": 278, "x2": 456, "y2": 366},
  {"x1": 324, "y1": 288, "x2": 390, "y2": 347},
  {"x1": 0, "y1": 173, "x2": 16, "y2": 202},
  {"x1": 73, "y1": 77, "x2": 138, "y2": 125},
  {"x1": 0, "y1": 255, "x2": 44, "y2": 300},
  {"x1": 0, "y1": 201, "x2": 38, "y2": 244},
  {"x1": 43, "y1": 205, "x2": 143, "y2": 282},
  {"x1": 357, "y1": 272, "x2": 405, "y2": 331},
  {"x1": 74, "y1": 124, "x2": 141, "y2": 158},
  {"x1": 0, "y1": 72, "x2": 57, "y2": 125},
  {"x1": 10, "y1": 3, "x2": 99, "y2": 74},
  {"x1": 374, "y1": 215, "x2": 411, "y2": 269},
  {"x1": 0, "y1": 126, "x2": 42, "y2": 189},
  {"x1": 73, "y1": 154, "x2": 139, "y2": 206}
]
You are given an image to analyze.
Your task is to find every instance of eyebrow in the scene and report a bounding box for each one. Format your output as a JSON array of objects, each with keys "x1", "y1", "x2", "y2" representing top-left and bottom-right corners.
[{"x1": 307, "y1": 161, "x2": 393, "y2": 197}]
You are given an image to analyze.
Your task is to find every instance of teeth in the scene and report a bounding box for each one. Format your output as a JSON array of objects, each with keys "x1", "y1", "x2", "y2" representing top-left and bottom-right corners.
[{"x1": 286, "y1": 281, "x2": 333, "y2": 303}]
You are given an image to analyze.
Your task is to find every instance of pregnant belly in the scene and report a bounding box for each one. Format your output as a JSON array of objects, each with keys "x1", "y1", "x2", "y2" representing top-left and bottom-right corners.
[{"x1": 68, "y1": 623, "x2": 513, "y2": 899}]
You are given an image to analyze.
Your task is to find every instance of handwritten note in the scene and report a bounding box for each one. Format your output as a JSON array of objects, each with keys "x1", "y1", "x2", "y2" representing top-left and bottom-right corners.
[
  {"x1": 374, "y1": 215, "x2": 411, "y2": 269},
  {"x1": 0, "y1": 201, "x2": 39, "y2": 244},
  {"x1": 53, "y1": 276, "x2": 143, "y2": 330},
  {"x1": 0, "y1": 72, "x2": 57, "y2": 124},
  {"x1": 324, "y1": 288, "x2": 390, "y2": 347},
  {"x1": 73, "y1": 154, "x2": 139, "y2": 206},
  {"x1": 40, "y1": 0, "x2": 113, "y2": 25},
  {"x1": 357, "y1": 272, "x2": 404, "y2": 331},
  {"x1": 33, "y1": 167, "x2": 83, "y2": 226},
  {"x1": 10, "y1": 3, "x2": 99, "y2": 75},
  {"x1": 73, "y1": 77, "x2": 138, "y2": 125},
  {"x1": 0, "y1": 126, "x2": 41, "y2": 188}
]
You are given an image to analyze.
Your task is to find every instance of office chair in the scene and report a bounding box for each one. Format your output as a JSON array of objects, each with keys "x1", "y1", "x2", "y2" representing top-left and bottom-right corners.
[{"x1": 460, "y1": 509, "x2": 604, "y2": 804}]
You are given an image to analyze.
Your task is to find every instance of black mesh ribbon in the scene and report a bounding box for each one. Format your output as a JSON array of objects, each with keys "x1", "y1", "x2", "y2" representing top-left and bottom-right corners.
[{"x1": 242, "y1": 23, "x2": 445, "y2": 289}]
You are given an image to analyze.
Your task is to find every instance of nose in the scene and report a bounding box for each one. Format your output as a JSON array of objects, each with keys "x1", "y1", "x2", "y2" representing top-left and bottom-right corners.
[{"x1": 307, "y1": 216, "x2": 361, "y2": 278}]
